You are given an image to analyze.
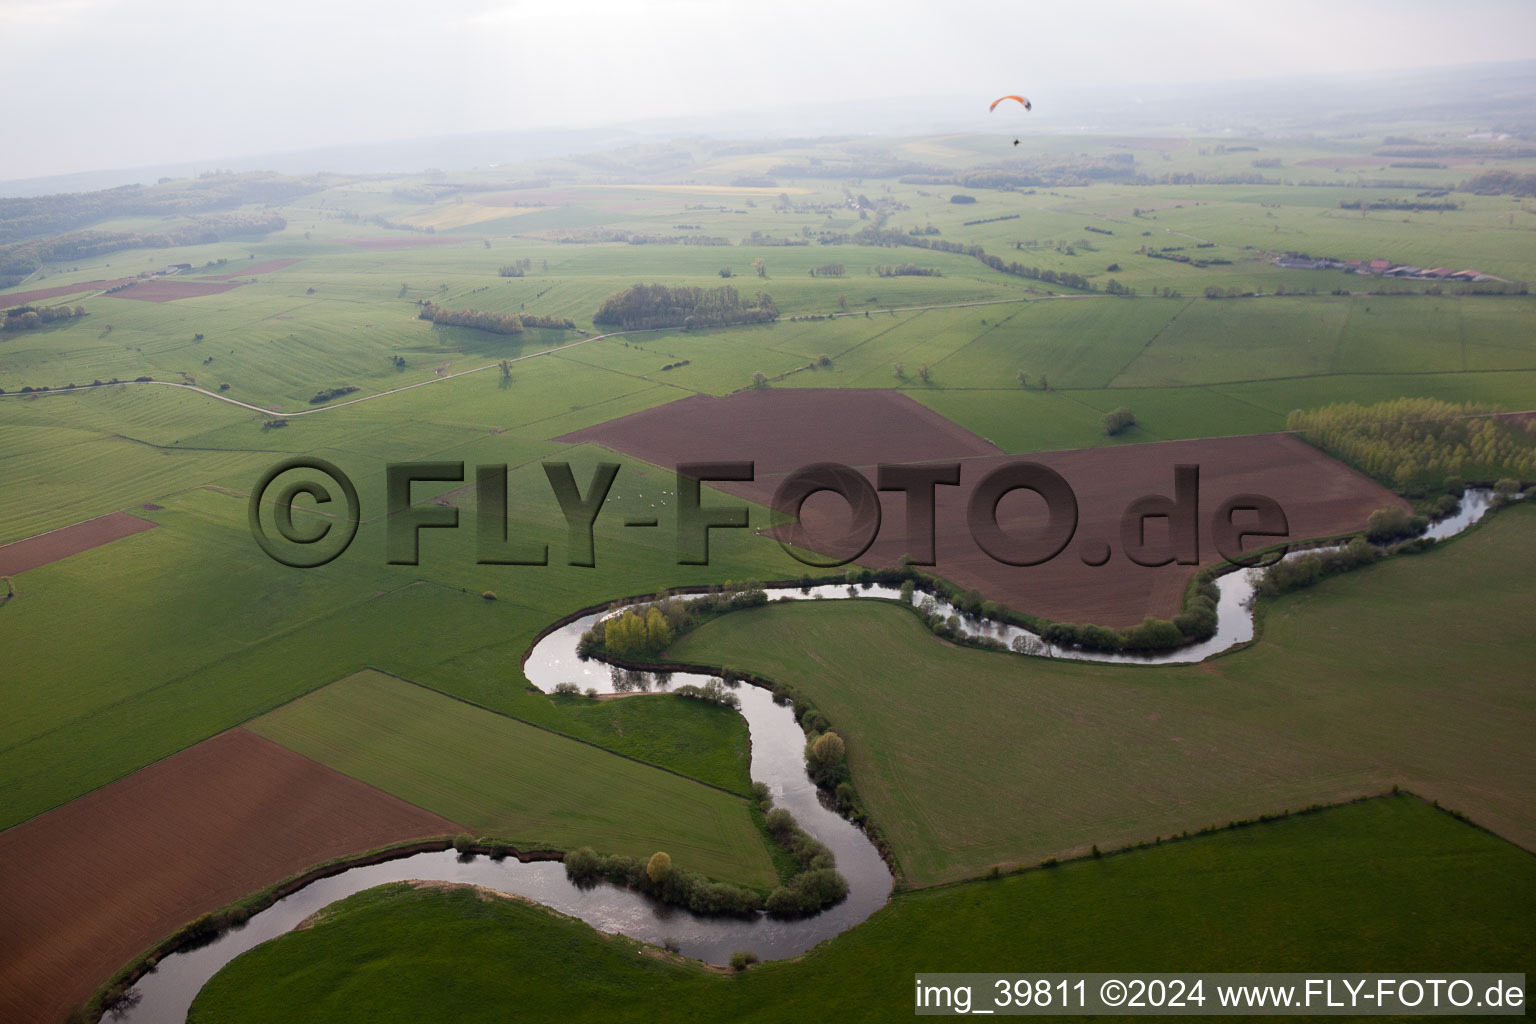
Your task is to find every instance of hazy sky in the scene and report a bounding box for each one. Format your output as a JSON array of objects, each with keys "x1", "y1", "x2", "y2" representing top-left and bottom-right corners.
[{"x1": 3, "y1": 0, "x2": 1534, "y2": 181}]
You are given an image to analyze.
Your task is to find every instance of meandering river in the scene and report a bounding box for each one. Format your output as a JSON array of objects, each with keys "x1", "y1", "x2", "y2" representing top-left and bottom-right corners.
[{"x1": 117, "y1": 489, "x2": 1502, "y2": 1021}]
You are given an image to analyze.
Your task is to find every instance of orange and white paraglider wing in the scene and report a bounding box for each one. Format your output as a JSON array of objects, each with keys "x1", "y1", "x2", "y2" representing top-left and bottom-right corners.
[{"x1": 989, "y1": 94, "x2": 1032, "y2": 112}]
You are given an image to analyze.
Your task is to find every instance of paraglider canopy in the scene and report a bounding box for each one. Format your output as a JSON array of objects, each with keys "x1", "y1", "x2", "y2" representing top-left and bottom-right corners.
[{"x1": 990, "y1": 95, "x2": 1032, "y2": 145}]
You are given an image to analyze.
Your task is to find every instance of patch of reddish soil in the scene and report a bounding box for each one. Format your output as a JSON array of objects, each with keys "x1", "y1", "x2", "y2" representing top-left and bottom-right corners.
[
  {"x1": 339, "y1": 236, "x2": 476, "y2": 249},
  {"x1": 0, "y1": 511, "x2": 157, "y2": 576},
  {"x1": 0, "y1": 279, "x2": 135, "y2": 307},
  {"x1": 0, "y1": 728, "x2": 459, "y2": 1024},
  {"x1": 105, "y1": 280, "x2": 244, "y2": 302},
  {"x1": 560, "y1": 390, "x2": 1001, "y2": 472},
  {"x1": 203, "y1": 258, "x2": 302, "y2": 280},
  {"x1": 561, "y1": 389, "x2": 1405, "y2": 627}
]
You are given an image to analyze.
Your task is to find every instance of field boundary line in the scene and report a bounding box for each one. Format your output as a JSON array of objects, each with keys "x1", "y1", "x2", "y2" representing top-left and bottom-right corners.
[
  {"x1": 337, "y1": 666, "x2": 758, "y2": 801},
  {"x1": 0, "y1": 507, "x2": 150, "y2": 550},
  {"x1": 1105, "y1": 296, "x2": 1197, "y2": 387},
  {"x1": 928, "y1": 304, "x2": 1028, "y2": 374},
  {"x1": 0, "y1": 579, "x2": 427, "y2": 771}
]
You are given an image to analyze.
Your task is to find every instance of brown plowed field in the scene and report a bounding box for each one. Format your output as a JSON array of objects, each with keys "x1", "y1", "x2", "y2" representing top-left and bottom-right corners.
[
  {"x1": 0, "y1": 728, "x2": 459, "y2": 1023},
  {"x1": 105, "y1": 280, "x2": 244, "y2": 302},
  {"x1": 203, "y1": 258, "x2": 302, "y2": 280},
  {"x1": 561, "y1": 389, "x2": 1405, "y2": 627},
  {"x1": 0, "y1": 278, "x2": 134, "y2": 306},
  {"x1": 560, "y1": 389, "x2": 1002, "y2": 473},
  {"x1": 0, "y1": 510, "x2": 156, "y2": 575}
]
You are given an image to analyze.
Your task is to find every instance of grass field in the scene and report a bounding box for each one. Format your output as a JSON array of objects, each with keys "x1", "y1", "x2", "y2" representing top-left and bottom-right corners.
[
  {"x1": 3, "y1": 129, "x2": 1535, "y2": 1019},
  {"x1": 187, "y1": 795, "x2": 1536, "y2": 1023},
  {"x1": 0, "y1": 471, "x2": 799, "y2": 832},
  {"x1": 248, "y1": 671, "x2": 776, "y2": 887},
  {"x1": 668, "y1": 505, "x2": 1536, "y2": 885},
  {"x1": 541, "y1": 690, "x2": 754, "y2": 796},
  {"x1": 0, "y1": 728, "x2": 458, "y2": 1024}
]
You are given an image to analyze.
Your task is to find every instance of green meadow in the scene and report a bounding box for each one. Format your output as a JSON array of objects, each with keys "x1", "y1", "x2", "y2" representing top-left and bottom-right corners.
[
  {"x1": 0, "y1": 466, "x2": 799, "y2": 833},
  {"x1": 669, "y1": 505, "x2": 1536, "y2": 886},
  {"x1": 249, "y1": 671, "x2": 774, "y2": 886},
  {"x1": 188, "y1": 796, "x2": 1536, "y2": 1023},
  {"x1": 0, "y1": 129, "x2": 1532, "y2": 1019}
]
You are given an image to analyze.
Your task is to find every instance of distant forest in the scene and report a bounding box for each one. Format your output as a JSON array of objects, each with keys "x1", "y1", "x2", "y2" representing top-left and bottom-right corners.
[
  {"x1": 0, "y1": 171, "x2": 325, "y2": 286},
  {"x1": 0, "y1": 212, "x2": 288, "y2": 285},
  {"x1": 0, "y1": 172, "x2": 324, "y2": 246}
]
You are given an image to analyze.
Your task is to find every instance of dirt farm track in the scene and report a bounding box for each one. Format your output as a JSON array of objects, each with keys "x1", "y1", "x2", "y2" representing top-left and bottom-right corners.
[
  {"x1": 562, "y1": 389, "x2": 1404, "y2": 627},
  {"x1": 0, "y1": 729, "x2": 459, "y2": 1023}
]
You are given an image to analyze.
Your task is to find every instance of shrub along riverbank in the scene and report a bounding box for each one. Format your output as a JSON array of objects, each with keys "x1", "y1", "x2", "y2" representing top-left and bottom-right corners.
[{"x1": 562, "y1": 783, "x2": 847, "y2": 917}]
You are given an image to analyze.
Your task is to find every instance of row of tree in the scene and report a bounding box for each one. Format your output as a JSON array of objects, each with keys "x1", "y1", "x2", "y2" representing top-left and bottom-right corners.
[
  {"x1": 2, "y1": 304, "x2": 84, "y2": 329},
  {"x1": 874, "y1": 264, "x2": 941, "y2": 277},
  {"x1": 551, "y1": 228, "x2": 729, "y2": 246},
  {"x1": 1337, "y1": 197, "x2": 1460, "y2": 212},
  {"x1": 852, "y1": 226, "x2": 1094, "y2": 291},
  {"x1": 591, "y1": 283, "x2": 776, "y2": 330},
  {"x1": 522, "y1": 313, "x2": 575, "y2": 329},
  {"x1": 562, "y1": 784, "x2": 847, "y2": 918},
  {"x1": 417, "y1": 301, "x2": 570, "y2": 335},
  {"x1": 309, "y1": 385, "x2": 358, "y2": 405},
  {"x1": 417, "y1": 301, "x2": 523, "y2": 335},
  {"x1": 743, "y1": 231, "x2": 809, "y2": 247}
]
